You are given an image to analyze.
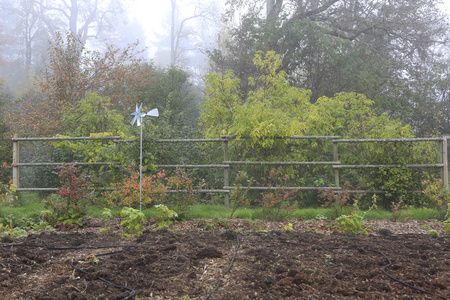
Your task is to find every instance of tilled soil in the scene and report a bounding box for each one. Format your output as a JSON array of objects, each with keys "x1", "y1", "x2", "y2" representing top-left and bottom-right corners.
[{"x1": 0, "y1": 219, "x2": 449, "y2": 300}]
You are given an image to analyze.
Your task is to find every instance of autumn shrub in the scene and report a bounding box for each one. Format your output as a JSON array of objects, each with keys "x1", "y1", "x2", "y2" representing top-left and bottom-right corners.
[
  {"x1": 43, "y1": 163, "x2": 91, "y2": 227},
  {"x1": 104, "y1": 165, "x2": 167, "y2": 208},
  {"x1": 258, "y1": 168, "x2": 297, "y2": 221},
  {"x1": 229, "y1": 171, "x2": 253, "y2": 218},
  {"x1": 165, "y1": 168, "x2": 204, "y2": 218}
]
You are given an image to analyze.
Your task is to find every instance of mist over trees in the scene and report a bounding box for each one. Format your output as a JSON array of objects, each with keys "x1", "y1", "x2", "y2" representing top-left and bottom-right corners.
[
  {"x1": 0, "y1": 0, "x2": 449, "y2": 141},
  {"x1": 152, "y1": 0, "x2": 222, "y2": 75},
  {"x1": 0, "y1": 0, "x2": 142, "y2": 94}
]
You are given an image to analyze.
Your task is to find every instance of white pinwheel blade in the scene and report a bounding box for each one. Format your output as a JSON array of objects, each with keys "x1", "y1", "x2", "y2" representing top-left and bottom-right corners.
[
  {"x1": 130, "y1": 103, "x2": 145, "y2": 126},
  {"x1": 147, "y1": 108, "x2": 159, "y2": 117}
]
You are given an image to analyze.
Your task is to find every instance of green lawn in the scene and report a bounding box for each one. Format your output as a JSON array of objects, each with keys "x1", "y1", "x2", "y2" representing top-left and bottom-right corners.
[{"x1": 0, "y1": 192, "x2": 444, "y2": 224}]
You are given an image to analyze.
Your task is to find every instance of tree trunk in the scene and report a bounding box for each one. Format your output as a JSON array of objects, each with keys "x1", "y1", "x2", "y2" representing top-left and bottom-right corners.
[
  {"x1": 170, "y1": 0, "x2": 176, "y2": 66},
  {"x1": 266, "y1": 0, "x2": 282, "y2": 20}
]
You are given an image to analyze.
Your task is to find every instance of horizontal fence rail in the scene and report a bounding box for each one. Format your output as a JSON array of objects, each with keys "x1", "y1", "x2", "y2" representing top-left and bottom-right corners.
[
  {"x1": 12, "y1": 136, "x2": 121, "y2": 141},
  {"x1": 14, "y1": 162, "x2": 121, "y2": 167},
  {"x1": 223, "y1": 161, "x2": 340, "y2": 166},
  {"x1": 333, "y1": 164, "x2": 443, "y2": 169},
  {"x1": 11, "y1": 135, "x2": 449, "y2": 207},
  {"x1": 332, "y1": 137, "x2": 448, "y2": 193},
  {"x1": 158, "y1": 164, "x2": 230, "y2": 168}
]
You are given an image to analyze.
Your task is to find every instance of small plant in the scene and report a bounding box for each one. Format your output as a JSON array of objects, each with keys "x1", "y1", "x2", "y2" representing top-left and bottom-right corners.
[
  {"x1": 154, "y1": 204, "x2": 178, "y2": 230},
  {"x1": 284, "y1": 223, "x2": 293, "y2": 231},
  {"x1": 0, "y1": 163, "x2": 18, "y2": 231},
  {"x1": 391, "y1": 196, "x2": 412, "y2": 222},
  {"x1": 229, "y1": 171, "x2": 253, "y2": 218},
  {"x1": 155, "y1": 204, "x2": 178, "y2": 219},
  {"x1": 334, "y1": 212, "x2": 368, "y2": 236},
  {"x1": 99, "y1": 208, "x2": 113, "y2": 234},
  {"x1": 258, "y1": 168, "x2": 297, "y2": 221},
  {"x1": 324, "y1": 254, "x2": 333, "y2": 267},
  {"x1": 120, "y1": 207, "x2": 146, "y2": 237},
  {"x1": 197, "y1": 218, "x2": 230, "y2": 230},
  {"x1": 0, "y1": 194, "x2": 16, "y2": 230},
  {"x1": 422, "y1": 179, "x2": 450, "y2": 220},
  {"x1": 315, "y1": 214, "x2": 328, "y2": 220},
  {"x1": 318, "y1": 181, "x2": 365, "y2": 218},
  {"x1": 444, "y1": 205, "x2": 450, "y2": 234},
  {"x1": 427, "y1": 229, "x2": 439, "y2": 237}
]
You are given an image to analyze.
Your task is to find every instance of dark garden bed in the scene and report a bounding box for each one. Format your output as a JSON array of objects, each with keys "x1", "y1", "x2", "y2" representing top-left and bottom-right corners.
[{"x1": 1, "y1": 218, "x2": 449, "y2": 299}]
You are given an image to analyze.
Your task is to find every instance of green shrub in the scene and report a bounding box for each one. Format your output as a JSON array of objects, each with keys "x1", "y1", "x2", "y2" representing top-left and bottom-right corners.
[
  {"x1": 334, "y1": 212, "x2": 368, "y2": 236},
  {"x1": 422, "y1": 179, "x2": 450, "y2": 220}
]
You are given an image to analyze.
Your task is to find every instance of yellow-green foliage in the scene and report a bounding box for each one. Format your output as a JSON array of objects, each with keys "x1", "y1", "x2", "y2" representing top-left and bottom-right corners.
[
  {"x1": 200, "y1": 71, "x2": 242, "y2": 138},
  {"x1": 62, "y1": 92, "x2": 128, "y2": 137},
  {"x1": 200, "y1": 51, "x2": 414, "y2": 144},
  {"x1": 422, "y1": 179, "x2": 450, "y2": 220},
  {"x1": 53, "y1": 93, "x2": 132, "y2": 164},
  {"x1": 200, "y1": 51, "x2": 429, "y2": 208}
]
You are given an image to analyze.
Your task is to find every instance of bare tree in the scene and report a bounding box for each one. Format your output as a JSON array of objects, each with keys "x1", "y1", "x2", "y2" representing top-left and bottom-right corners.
[
  {"x1": 167, "y1": 0, "x2": 220, "y2": 66},
  {"x1": 35, "y1": 0, "x2": 125, "y2": 44}
]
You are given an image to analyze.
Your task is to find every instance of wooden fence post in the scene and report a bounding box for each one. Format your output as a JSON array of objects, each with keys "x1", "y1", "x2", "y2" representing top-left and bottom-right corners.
[
  {"x1": 440, "y1": 137, "x2": 448, "y2": 190},
  {"x1": 12, "y1": 134, "x2": 20, "y2": 189},
  {"x1": 333, "y1": 140, "x2": 340, "y2": 188},
  {"x1": 223, "y1": 137, "x2": 229, "y2": 208}
]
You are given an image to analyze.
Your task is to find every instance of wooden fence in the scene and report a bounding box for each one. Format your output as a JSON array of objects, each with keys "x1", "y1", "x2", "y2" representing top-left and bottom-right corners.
[{"x1": 11, "y1": 135, "x2": 448, "y2": 207}]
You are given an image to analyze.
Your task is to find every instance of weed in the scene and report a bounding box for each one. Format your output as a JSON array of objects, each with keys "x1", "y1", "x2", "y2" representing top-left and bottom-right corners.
[
  {"x1": 99, "y1": 208, "x2": 113, "y2": 234},
  {"x1": 427, "y1": 229, "x2": 439, "y2": 237},
  {"x1": 248, "y1": 218, "x2": 260, "y2": 230},
  {"x1": 197, "y1": 218, "x2": 230, "y2": 230},
  {"x1": 315, "y1": 214, "x2": 327, "y2": 220},
  {"x1": 324, "y1": 254, "x2": 333, "y2": 267},
  {"x1": 391, "y1": 196, "x2": 412, "y2": 221},
  {"x1": 284, "y1": 223, "x2": 293, "y2": 231}
]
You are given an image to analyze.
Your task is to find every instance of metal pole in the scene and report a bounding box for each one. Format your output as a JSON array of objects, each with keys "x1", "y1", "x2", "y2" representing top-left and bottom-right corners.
[
  {"x1": 223, "y1": 137, "x2": 229, "y2": 208},
  {"x1": 140, "y1": 116, "x2": 143, "y2": 212},
  {"x1": 442, "y1": 137, "x2": 448, "y2": 190},
  {"x1": 333, "y1": 141, "x2": 339, "y2": 188},
  {"x1": 13, "y1": 134, "x2": 20, "y2": 189}
]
